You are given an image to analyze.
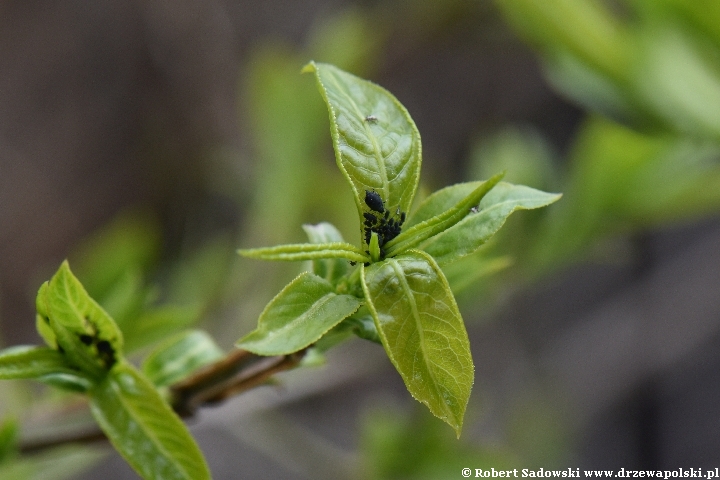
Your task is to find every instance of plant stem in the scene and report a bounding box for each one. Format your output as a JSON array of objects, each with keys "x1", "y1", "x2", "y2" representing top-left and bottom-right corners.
[{"x1": 18, "y1": 348, "x2": 306, "y2": 455}]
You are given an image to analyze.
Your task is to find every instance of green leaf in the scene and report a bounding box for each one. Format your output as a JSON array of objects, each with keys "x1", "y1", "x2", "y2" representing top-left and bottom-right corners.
[
  {"x1": 38, "y1": 372, "x2": 94, "y2": 392},
  {"x1": 383, "y1": 173, "x2": 504, "y2": 257},
  {"x1": 303, "y1": 61, "x2": 422, "y2": 245},
  {"x1": 89, "y1": 361, "x2": 210, "y2": 480},
  {"x1": 237, "y1": 272, "x2": 362, "y2": 355},
  {"x1": 0, "y1": 346, "x2": 84, "y2": 381},
  {"x1": 142, "y1": 330, "x2": 224, "y2": 388},
  {"x1": 369, "y1": 231, "x2": 381, "y2": 262},
  {"x1": 0, "y1": 345, "x2": 95, "y2": 391},
  {"x1": 39, "y1": 261, "x2": 123, "y2": 379},
  {"x1": 35, "y1": 283, "x2": 56, "y2": 349},
  {"x1": 361, "y1": 250, "x2": 473, "y2": 437},
  {"x1": 302, "y1": 223, "x2": 349, "y2": 282},
  {"x1": 418, "y1": 182, "x2": 561, "y2": 266},
  {"x1": 239, "y1": 242, "x2": 369, "y2": 263},
  {"x1": 344, "y1": 308, "x2": 381, "y2": 344}
]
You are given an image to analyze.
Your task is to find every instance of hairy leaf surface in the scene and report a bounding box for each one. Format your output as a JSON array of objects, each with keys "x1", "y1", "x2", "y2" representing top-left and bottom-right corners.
[
  {"x1": 361, "y1": 250, "x2": 472, "y2": 436},
  {"x1": 237, "y1": 272, "x2": 362, "y2": 355},
  {"x1": 239, "y1": 242, "x2": 368, "y2": 263}
]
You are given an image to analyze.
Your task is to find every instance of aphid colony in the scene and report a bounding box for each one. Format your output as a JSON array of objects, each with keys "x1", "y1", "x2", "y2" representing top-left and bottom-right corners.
[{"x1": 362, "y1": 189, "x2": 406, "y2": 254}]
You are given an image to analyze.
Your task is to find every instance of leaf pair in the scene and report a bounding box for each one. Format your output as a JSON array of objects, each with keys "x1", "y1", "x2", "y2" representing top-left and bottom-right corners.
[{"x1": 0, "y1": 262, "x2": 211, "y2": 480}]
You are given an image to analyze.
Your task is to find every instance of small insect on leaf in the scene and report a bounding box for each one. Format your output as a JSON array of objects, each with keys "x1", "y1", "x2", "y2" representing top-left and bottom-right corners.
[
  {"x1": 364, "y1": 115, "x2": 378, "y2": 123},
  {"x1": 365, "y1": 190, "x2": 385, "y2": 214}
]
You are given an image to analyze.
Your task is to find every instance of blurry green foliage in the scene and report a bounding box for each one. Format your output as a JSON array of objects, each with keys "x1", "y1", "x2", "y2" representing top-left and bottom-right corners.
[
  {"x1": 0, "y1": 419, "x2": 18, "y2": 464},
  {"x1": 466, "y1": 118, "x2": 720, "y2": 273},
  {"x1": 70, "y1": 210, "x2": 232, "y2": 352},
  {"x1": 0, "y1": 446, "x2": 106, "y2": 480},
  {"x1": 530, "y1": 118, "x2": 720, "y2": 270},
  {"x1": 495, "y1": 0, "x2": 720, "y2": 140},
  {"x1": 362, "y1": 406, "x2": 517, "y2": 480}
]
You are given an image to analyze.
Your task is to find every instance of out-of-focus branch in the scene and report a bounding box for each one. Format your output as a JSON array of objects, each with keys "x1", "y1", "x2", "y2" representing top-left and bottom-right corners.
[{"x1": 18, "y1": 348, "x2": 306, "y2": 455}]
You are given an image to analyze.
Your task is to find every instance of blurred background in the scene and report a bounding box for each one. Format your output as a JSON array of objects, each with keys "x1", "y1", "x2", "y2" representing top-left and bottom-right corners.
[{"x1": 2, "y1": 0, "x2": 720, "y2": 477}]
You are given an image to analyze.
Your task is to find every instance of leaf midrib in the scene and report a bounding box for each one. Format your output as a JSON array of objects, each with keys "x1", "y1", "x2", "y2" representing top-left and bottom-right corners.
[
  {"x1": 326, "y1": 70, "x2": 389, "y2": 200},
  {"x1": 387, "y1": 258, "x2": 445, "y2": 412},
  {"x1": 104, "y1": 370, "x2": 195, "y2": 480}
]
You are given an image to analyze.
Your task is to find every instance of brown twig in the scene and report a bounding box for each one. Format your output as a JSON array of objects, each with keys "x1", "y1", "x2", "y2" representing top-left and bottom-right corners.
[
  {"x1": 18, "y1": 348, "x2": 306, "y2": 455},
  {"x1": 19, "y1": 427, "x2": 107, "y2": 455}
]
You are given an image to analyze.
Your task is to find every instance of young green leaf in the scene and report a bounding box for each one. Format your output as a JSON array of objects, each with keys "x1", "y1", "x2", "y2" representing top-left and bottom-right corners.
[
  {"x1": 383, "y1": 173, "x2": 504, "y2": 257},
  {"x1": 35, "y1": 282, "x2": 57, "y2": 349},
  {"x1": 239, "y1": 242, "x2": 369, "y2": 263},
  {"x1": 303, "y1": 61, "x2": 422, "y2": 243},
  {"x1": 237, "y1": 272, "x2": 362, "y2": 355},
  {"x1": 361, "y1": 250, "x2": 473, "y2": 437},
  {"x1": 0, "y1": 346, "x2": 82, "y2": 380},
  {"x1": 142, "y1": 330, "x2": 224, "y2": 388},
  {"x1": 89, "y1": 361, "x2": 211, "y2": 480},
  {"x1": 302, "y1": 222, "x2": 349, "y2": 282},
  {"x1": 39, "y1": 261, "x2": 123, "y2": 380},
  {"x1": 419, "y1": 182, "x2": 562, "y2": 266},
  {"x1": 404, "y1": 182, "x2": 484, "y2": 228},
  {"x1": 38, "y1": 372, "x2": 94, "y2": 392},
  {"x1": 369, "y1": 231, "x2": 381, "y2": 262},
  {"x1": 0, "y1": 343, "x2": 94, "y2": 391}
]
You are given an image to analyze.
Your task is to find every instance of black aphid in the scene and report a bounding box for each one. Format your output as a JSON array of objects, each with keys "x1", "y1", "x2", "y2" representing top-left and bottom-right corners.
[
  {"x1": 364, "y1": 190, "x2": 385, "y2": 213},
  {"x1": 361, "y1": 193, "x2": 407, "y2": 261},
  {"x1": 363, "y1": 212, "x2": 377, "y2": 223},
  {"x1": 96, "y1": 340, "x2": 116, "y2": 367}
]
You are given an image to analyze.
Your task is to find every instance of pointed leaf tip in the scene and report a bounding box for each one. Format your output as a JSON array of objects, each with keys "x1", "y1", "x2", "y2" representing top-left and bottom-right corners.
[
  {"x1": 301, "y1": 61, "x2": 317, "y2": 74},
  {"x1": 307, "y1": 62, "x2": 422, "y2": 246},
  {"x1": 361, "y1": 251, "x2": 473, "y2": 435}
]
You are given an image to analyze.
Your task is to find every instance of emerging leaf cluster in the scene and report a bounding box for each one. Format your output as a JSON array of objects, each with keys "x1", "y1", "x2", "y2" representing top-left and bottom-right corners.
[
  {"x1": 0, "y1": 262, "x2": 214, "y2": 480},
  {"x1": 238, "y1": 62, "x2": 561, "y2": 435}
]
